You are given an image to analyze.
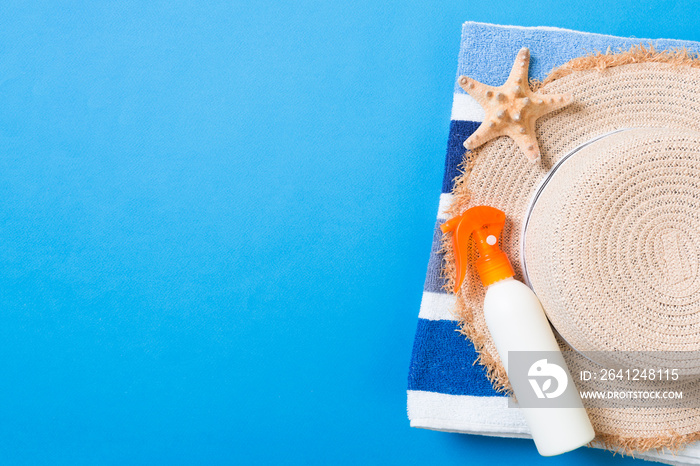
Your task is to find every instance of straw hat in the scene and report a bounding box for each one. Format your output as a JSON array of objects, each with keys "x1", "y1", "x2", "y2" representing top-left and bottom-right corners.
[{"x1": 444, "y1": 46, "x2": 700, "y2": 452}]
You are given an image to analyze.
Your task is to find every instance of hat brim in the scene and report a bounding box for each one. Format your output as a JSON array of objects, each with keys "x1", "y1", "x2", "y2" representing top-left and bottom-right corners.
[{"x1": 444, "y1": 51, "x2": 700, "y2": 452}]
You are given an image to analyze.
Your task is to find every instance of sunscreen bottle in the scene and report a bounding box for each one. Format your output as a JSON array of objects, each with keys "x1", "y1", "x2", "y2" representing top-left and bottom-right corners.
[{"x1": 441, "y1": 205, "x2": 595, "y2": 456}]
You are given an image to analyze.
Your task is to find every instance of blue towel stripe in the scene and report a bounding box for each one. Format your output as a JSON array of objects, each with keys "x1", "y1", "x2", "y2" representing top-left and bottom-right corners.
[
  {"x1": 454, "y1": 23, "x2": 700, "y2": 94},
  {"x1": 408, "y1": 318, "x2": 503, "y2": 397},
  {"x1": 442, "y1": 120, "x2": 480, "y2": 194},
  {"x1": 423, "y1": 220, "x2": 449, "y2": 293},
  {"x1": 410, "y1": 22, "x2": 700, "y2": 441}
]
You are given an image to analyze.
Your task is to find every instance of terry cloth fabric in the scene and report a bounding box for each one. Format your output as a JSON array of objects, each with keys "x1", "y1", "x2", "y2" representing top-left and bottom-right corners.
[{"x1": 407, "y1": 22, "x2": 700, "y2": 465}]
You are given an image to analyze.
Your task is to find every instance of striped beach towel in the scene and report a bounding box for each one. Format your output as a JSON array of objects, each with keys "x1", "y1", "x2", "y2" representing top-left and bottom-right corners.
[{"x1": 407, "y1": 22, "x2": 700, "y2": 465}]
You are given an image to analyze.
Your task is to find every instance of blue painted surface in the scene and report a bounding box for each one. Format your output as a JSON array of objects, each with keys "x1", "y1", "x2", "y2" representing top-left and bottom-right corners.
[{"x1": 0, "y1": 1, "x2": 696, "y2": 464}]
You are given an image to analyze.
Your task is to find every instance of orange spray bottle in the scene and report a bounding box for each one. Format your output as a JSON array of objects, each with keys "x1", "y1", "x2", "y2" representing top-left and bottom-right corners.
[{"x1": 442, "y1": 205, "x2": 594, "y2": 456}]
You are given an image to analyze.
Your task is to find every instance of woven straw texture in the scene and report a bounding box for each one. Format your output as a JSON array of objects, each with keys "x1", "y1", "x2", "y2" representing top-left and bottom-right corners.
[
  {"x1": 444, "y1": 54, "x2": 700, "y2": 452},
  {"x1": 525, "y1": 128, "x2": 700, "y2": 361}
]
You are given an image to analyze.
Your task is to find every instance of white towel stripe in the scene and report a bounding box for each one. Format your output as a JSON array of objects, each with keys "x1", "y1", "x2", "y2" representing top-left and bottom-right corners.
[
  {"x1": 437, "y1": 193, "x2": 453, "y2": 221},
  {"x1": 414, "y1": 22, "x2": 700, "y2": 464},
  {"x1": 450, "y1": 92, "x2": 485, "y2": 122},
  {"x1": 418, "y1": 291, "x2": 457, "y2": 321},
  {"x1": 407, "y1": 390, "x2": 530, "y2": 437}
]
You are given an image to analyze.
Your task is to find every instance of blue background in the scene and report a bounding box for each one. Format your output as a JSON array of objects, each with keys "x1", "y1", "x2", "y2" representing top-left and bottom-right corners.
[{"x1": 0, "y1": 1, "x2": 697, "y2": 464}]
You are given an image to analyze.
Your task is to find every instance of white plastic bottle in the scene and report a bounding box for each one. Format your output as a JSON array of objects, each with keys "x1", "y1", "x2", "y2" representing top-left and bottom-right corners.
[
  {"x1": 441, "y1": 205, "x2": 595, "y2": 456},
  {"x1": 484, "y1": 277, "x2": 595, "y2": 455}
]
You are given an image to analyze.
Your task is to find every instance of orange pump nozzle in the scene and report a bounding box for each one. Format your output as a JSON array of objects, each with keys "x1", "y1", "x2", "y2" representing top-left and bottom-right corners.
[{"x1": 440, "y1": 205, "x2": 514, "y2": 292}]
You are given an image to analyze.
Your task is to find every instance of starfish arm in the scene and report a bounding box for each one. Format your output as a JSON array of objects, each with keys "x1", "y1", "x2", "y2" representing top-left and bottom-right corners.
[
  {"x1": 463, "y1": 121, "x2": 507, "y2": 150},
  {"x1": 508, "y1": 128, "x2": 541, "y2": 162},
  {"x1": 545, "y1": 92, "x2": 574, "y2": 111},
  {"x1": 506, "y1": 48, "x2": 531, "y2": 88},
  {"x1": 528, "y1": 92, "x2": 574, "y2": 118},
  {"x1": 457, "y1": 76, "x2": 499, "y2": 105}
]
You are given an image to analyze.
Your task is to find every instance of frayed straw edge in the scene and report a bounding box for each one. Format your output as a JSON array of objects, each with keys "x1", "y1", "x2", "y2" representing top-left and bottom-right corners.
[
  {"x1": 439, "y1": 151, "x2": 513, "y2": 394},
  {"x1": 440, "y1": 153, "x2": 476, "y2": 294},
  {"x1": 443, "y1": 44, "x2": 700, "y2": 453},
  {"x1": 530, "y1": 44, "x2": 700, "y2": 91},
  {"x1": 594, "y1": 430, "x2": 700, "y2": 457},
  {"x1": 454, "y1": 296, "x2": 513, "y2": 395}
]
